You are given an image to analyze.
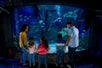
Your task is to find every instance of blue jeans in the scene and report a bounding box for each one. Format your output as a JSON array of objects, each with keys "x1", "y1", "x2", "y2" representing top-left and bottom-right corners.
[
  {"x1": 28, "y1": 53, "x2": 36, "y2": 65},
  {"x1": 38, "y1": 54, "x2": 47, "y2": 68},
  {"x1": 20, "y1": 47, "x2": 27, "y2": 64},
  {"x1": 56, "y1": 46, "x2": 64, "y2": 65}
]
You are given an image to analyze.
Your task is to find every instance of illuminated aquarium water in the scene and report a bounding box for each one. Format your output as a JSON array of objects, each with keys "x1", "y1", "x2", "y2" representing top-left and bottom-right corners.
[{"x1": 12, "y1": 5, "x2": 90, "y2": 53}]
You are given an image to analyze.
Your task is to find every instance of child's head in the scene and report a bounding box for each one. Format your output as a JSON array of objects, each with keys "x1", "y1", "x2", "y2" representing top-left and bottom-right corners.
[
  {"x1": 29, "y1": 37, "x2": 34, "y2": 47},
  {"x1": 40, "y1": 37, "x2": 48, "y2": 49},
  {"x1": 40, "y1": 36, "x2": 45, "y2": 44},
  {"x1": 29, "y1": 37, "x2": 34, "y2": 42},
  {"x1": 57, "y1": 33, "x2": 62, "y2": 39},
  {"x1": 29, "y1": 42, "x2": 34, "y2": 46}
]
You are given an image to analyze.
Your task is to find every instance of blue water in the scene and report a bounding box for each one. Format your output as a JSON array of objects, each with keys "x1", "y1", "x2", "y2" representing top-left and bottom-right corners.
[
  {"x1": 34, "y1": 42, "x2": 86, "y2": 54},
  {"x1": 13, "y1": 5, "x2": 89, "y2": 54},
  {"x1": 48, "y1": 43, "x2": 68, "y2": 53}
]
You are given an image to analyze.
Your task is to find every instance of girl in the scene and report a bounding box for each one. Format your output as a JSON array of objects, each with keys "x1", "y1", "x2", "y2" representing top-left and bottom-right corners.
[
  {"x1": 28, "y1": 37, "x2": 36, "y2": 67},
  {"x1": 19, "y1": 24, "x2": 28, "y2": 66},
  {"x1": 37, "y1": 37, "x2": 49, "y2": 68}
]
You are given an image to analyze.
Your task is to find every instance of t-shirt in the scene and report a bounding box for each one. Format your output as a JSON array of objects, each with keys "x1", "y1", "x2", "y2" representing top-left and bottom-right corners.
[
  {"x1": 28, "y1": 45, "x2": 36, "y2": 54},
  {"x1": 68, "y1": 26, "x2": 79, "y2": 48},
  {"x1": 56, "y1": 39, "x2": 65, "y2": 51},
  {"x1": 37, "y1": 44, "x2": 48, "y2": 55},
  {"x1": 56, "y1": 39, "x2": 65, "y2": 46}
]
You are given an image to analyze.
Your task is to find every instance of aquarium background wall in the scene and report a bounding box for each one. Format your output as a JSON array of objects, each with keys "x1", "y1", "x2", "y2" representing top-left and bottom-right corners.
[{"x1": 12, "y1": 5, "x2": 90, "y2": 54}]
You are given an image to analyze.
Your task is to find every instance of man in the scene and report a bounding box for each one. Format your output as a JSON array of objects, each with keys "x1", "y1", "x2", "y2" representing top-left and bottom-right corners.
[{"x1": 65, "y1": 22, "x2": 79, "y2": 68}]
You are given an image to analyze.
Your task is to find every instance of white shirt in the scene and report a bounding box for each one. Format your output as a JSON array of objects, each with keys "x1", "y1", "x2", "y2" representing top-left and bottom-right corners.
[
  {"x1": 68, "y1": 26, "x2": 79, "y2": 48},
  {"x1": 28, "y1": 45, "x2": 36, "y2": 54},
  {"x1": 56, "y1": 43, "x2": 65, "y2": 46}
]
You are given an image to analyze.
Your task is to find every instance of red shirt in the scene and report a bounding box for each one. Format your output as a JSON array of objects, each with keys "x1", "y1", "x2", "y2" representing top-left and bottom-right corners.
[{"x1": 38, "y1": 44, "x2": 48, "y2": 55}]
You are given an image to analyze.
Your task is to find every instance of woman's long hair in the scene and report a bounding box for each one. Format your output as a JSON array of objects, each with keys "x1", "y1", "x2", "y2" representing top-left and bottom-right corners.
[
  {"x1": 41, "y1": 37, "x2": 49, "y2": 49},
  {"x1": 20, "y1": 24, "x2": 28, "y2": 32}
]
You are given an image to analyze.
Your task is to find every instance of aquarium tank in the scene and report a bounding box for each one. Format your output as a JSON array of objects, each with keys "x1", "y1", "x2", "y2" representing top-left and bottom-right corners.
[{"x1": 12, "y1": 5, "x2": 90, "y2": 54}]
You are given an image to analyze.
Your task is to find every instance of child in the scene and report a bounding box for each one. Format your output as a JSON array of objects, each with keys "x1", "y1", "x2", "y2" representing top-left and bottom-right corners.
[
  {"x1": 56, "y1": 33, "x2": 65, "y2": 67},
  {"x1": 37, "y1": 37, "x2": 49, "y2": 68},
  {"x1": 28, "y1": 37, "x2": 36, "y2": 67}
]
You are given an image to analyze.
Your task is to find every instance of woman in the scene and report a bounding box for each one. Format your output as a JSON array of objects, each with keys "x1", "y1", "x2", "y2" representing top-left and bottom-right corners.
[{"x1": 19, "y1": 24, "x2": 28, "y2": 66}]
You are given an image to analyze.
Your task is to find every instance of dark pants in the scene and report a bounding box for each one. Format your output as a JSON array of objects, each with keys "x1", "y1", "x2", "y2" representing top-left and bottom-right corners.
[
  {"x1": 38, "y1": 54, "x2": 48, "y2": 68},
  {"x1": 68, "y1": 47, "x2": 76, "y2": 68}
]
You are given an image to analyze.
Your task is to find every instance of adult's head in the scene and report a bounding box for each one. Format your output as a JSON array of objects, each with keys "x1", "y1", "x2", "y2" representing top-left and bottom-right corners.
[
  {"x1": 20, "y1": 24, "x2": 28, "y2": 32},
  {"x1": 66, "y1": 22, "x2": 73, "y2": 29}
]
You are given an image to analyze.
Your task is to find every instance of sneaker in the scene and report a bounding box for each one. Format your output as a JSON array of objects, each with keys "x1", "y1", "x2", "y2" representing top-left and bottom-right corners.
[
  {"x1": 56, "y1": 64, "x2": 58, "y2": 66},
  {"x1": 60, "y1": 65, "x2": 63, "y2": 67},
  {"x1": 22, "y1": 63, "x2": 28, "y2": 66},
  {"x1": 20, "y1": 61, "x2": 22, "y2": 64},
  {"x1": 29, "y1": 64, "x2": 31, "y2": 67},
  {"x1": 33, "y1": 63, "x2": 35, "y2": 66},
  {"x1": 67, "y1": 65, "x2": 71, "y2": 68}
]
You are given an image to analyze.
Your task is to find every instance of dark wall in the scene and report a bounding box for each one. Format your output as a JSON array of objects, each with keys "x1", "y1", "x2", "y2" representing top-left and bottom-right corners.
[
  {"x1": 0, "y1": 10, "x2": 13, "y2": 57},
  {"x1": 87, "y1": 10, "x2": 102, "y2": 65}
]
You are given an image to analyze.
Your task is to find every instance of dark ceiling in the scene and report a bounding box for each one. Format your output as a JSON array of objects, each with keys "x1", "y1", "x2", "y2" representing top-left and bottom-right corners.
[{"x1": 0, "y1": 0, "x2": 101, "y2": 10}]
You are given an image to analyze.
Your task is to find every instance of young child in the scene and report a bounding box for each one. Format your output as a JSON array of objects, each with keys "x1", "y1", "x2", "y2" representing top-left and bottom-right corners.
[
  {"x1": 28, "y1": 37, "x2": 36, "y2": 67},
  {"x1": 37, "y1": 37, "x2": 49, "y2": 68},
  {"x1": 56, "y1": 33, "x2": 65, "y2": 67}
]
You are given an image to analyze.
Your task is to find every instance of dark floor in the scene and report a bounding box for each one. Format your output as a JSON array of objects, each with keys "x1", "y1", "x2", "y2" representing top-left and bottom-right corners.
[
  {"x1": 0, "y1": 49, "x2": 101, "y2": 68},
  {"x1": 0, "y1": 57, "x2": 101, "y2": 68}
]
